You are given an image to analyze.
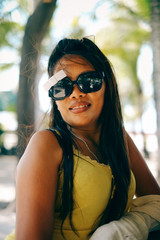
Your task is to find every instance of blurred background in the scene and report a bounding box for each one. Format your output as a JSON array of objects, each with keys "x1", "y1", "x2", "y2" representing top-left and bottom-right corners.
[{"x1": 0, "y1": 0, "x2": 160, "y2": 238}]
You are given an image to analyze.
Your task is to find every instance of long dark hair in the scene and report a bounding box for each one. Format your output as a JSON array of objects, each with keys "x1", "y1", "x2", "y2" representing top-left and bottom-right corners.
[{"x1": 47, "y1": 38, "x2": 131, "y2": 235}]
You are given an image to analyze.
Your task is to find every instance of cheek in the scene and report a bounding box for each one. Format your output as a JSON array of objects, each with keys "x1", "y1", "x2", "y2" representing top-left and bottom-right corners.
[
  {"x1": 97, "y1": 83, "x2": 106, "y2": 103},
  {"x1": 95, "y1": 85, "x2": 106, "y2": 112},
  {"x1": 102, "y1": 81, "x2": 106, "y2": 94},
  {"x1": 101, "y1": 83, "x2": 106, "y2": 104}
]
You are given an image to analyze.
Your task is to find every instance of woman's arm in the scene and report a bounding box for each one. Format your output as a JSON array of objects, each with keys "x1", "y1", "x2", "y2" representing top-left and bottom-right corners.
[
  {"x1": 15, "y1": 130, "x2": 63, "y2": 240},
  {"x1": 126, "y1": 131, "x2": 160, "y2": 196}
]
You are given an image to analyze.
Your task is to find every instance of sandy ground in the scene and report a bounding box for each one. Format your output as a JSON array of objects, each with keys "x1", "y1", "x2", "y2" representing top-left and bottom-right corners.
[
  {"x1": 0, "y1": 152, "x2": 159, "y2": 240},
  {"x1": 0, "y1": 156, "x2": 17, "y2": 240}
]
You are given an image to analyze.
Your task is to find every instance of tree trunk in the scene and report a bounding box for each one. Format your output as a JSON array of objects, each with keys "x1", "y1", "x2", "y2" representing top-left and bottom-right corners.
[
  {"x1": 150, "y1": 0, "x2": 160, "y2": 178},
  {"x1": 17, "y1": 0, "x2": 57, "y2": 158}
]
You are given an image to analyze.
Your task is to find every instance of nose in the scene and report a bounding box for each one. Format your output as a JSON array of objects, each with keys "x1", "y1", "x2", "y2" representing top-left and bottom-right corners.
[{"x1": 69, "y1": 84, "x2": 86, "y2": 99}]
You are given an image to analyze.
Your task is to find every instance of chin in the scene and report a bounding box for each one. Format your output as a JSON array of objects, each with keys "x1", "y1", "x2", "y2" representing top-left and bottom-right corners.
[{"x1": 68, "y1": 119, "x2": 97, "y2": 129}]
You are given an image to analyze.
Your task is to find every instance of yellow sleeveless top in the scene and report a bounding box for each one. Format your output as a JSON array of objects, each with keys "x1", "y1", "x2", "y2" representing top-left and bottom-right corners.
[{"x1": 5, "y1": 148, "x2": 136, "y2": 240}]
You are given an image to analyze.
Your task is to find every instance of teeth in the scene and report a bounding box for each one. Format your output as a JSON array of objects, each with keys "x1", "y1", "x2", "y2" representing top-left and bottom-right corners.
[{"x1": 72, "y1": 105, "x2": 88, "y2": 110}]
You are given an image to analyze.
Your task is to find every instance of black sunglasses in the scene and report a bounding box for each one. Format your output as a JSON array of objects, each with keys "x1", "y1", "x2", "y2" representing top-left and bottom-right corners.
[{"x1": 49, "y1": 71, "x2": 105, "y2": 101}]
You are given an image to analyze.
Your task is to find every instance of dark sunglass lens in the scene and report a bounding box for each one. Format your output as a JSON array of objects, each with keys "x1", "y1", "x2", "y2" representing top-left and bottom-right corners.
[
  {"x1": 51, "y1": 78, "x2": 73, "y2": 100},
  {"x1": 78, "y1": 72, "x2": 103, "y2": 93},
  {"x1": 53, "y1": 87, "x2": 65, "y2": 99}
]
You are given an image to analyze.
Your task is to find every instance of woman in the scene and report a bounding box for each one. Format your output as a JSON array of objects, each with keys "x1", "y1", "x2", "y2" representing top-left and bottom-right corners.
[{"x1": 5, "y1": 38, "x2": 160, "y2": 240}]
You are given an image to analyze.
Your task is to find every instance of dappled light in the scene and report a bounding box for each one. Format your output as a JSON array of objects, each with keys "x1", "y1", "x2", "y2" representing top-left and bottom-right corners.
[{"x1": 1, "y1": 0, "x2": 160, "y2": 239}]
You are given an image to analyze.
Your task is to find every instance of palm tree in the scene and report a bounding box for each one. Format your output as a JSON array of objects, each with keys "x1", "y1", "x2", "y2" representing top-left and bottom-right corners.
[
  {"x1": 94, "y1": 0, "x2": 160, "y2": 175},
  {"x1": 95, "y1": 2, "x2": 150, "y2": 156},
  {"x1": 17, "y1": 0, "x2": 57, "y2": 158}
]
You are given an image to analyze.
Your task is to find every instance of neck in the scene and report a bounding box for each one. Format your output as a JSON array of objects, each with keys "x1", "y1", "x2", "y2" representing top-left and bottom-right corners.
[{"x1": 68, "y1": 125, "x2": 101, "y2": 145}]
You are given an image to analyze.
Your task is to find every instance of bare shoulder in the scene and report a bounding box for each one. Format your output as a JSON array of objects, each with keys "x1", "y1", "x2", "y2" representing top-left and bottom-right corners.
[
  {"x1": 28, "y1": 129, "x2": 62, "y2": 156},
  {"x1": 17, "y1": 130, "x2": 63, "y2": 174},
  {"x1": 29, "y1": 129, "x2": 62, "y2": 149},
  {"x1": 15, "y1": 130, "x2": 63, "y2": 238}
]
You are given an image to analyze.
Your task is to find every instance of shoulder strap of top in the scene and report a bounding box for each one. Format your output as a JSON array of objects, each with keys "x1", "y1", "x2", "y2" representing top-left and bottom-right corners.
[
  {"x1": 47, "y1": 128, "x2": 65, "y2": 169},
  {"x1": 47, "y1": 128, "x2": 64, "y2": 150},
  {"x1": 47, "y1": 128, "x2": 74, "y2": 170}
]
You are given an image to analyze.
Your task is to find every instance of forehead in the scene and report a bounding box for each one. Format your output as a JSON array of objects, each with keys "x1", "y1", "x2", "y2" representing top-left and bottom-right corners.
[{"x1": 53, "y1": 54, "x2": 94, "y2": 74}]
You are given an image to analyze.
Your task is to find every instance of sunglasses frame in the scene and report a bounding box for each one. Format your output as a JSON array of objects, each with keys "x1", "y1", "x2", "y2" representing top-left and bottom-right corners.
[{"x1": 49, "y1": 71, "x2": 105, "y2": 101}]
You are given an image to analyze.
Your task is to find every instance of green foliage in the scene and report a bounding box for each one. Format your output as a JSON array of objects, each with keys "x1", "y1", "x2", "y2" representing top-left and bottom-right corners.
[
  {"x1": 0, "y1": 21, "x2": 22, "y2": 48},
  {"x1": 136, "y1": 0, "x2": 150, "y2": 19},
  {"x1": 0, "y1": 91, "x2": 17, "y2": 112},
  {"x1": 94, "y1": 0, "x2": 151, "y2": 122},
  {"x1": 6, "y1": 102, "x2": 17, "y2": 112},
  {"x1": 16, "y1": 0, "x2": 30, "y2": 13},
  {"x1": 0, "y1": 0, "x2": 28, "y2": 77},
  {"x1": 0, "y1": 62, "x2": 14, "y2": 71},
  {"x1": 0, "y1": 0, "x2": 29, "y2": 19},
  {"x1": 69, "y1": 16, "x2": 85, "y2": 39},
  {"x1": 0, "y1": 0, "x2": 29, "y2": 48}
]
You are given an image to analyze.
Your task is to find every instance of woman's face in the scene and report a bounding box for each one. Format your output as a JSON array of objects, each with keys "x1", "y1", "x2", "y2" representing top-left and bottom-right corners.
[{"x1": 53, "y1": 55, "x2": 106, "y2": 130}]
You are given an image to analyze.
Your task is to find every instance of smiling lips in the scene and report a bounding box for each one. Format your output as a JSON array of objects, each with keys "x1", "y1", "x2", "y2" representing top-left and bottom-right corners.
[{"x1": 69, "y1": 102, "x2": 91, "y2": 113}]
